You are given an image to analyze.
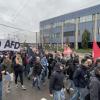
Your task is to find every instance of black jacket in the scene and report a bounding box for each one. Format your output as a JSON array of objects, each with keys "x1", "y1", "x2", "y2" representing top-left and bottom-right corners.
[
  {"x1": 33, "y1": 62, "x2": 43, "y2": 76},
  {"x1": 67, "y1": 63, "x2": 79, "y2": 80},
  {"x1": 0, "y1": 64, "x2": 2, "y2": 82},
  {"x1": 89, "y1": 76, "x2": 100, "y2": 100},
  {"x1": 49, "y1": 69, "x2": 64, "y2": 94},
  {"x1": 73, "y1": 65, "x2": 90, "y2": 88}
]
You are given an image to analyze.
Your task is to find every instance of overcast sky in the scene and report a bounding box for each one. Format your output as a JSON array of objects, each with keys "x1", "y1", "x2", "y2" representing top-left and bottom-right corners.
[{"x1": 0, "y1": 0, "x2": 100, "y2": 42}]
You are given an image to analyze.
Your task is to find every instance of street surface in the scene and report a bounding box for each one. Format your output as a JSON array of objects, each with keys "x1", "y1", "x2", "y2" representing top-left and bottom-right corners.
[
  {"x1": 3, "y1": 78, "x2": 52, "y2": 100},
  {"x1": 2, "y1": 78, "x2": 69, "y2": 100}
]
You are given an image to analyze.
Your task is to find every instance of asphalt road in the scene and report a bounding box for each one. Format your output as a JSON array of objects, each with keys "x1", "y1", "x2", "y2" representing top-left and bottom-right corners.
[
  {"x1": 2, "y1": 78, "x2": 70, "y2": 100},
  {"x1": 3, "y1": 78, "x2": 52, "y2": 100}
]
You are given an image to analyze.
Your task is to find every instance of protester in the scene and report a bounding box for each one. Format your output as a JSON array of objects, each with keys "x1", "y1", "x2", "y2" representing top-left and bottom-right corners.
[
  {"x1": 27, "y1": 56, "x2": 34, "y2": 80},
  {"x1": 32, "y1": 56, "x2": 43, "y2": 89},
  {"x1": 27, "y1": 49, "x2": 36, "y2": 80},
  {"x1": 14, "y1": 53, "x2": 26, "y2": 90},
  {"x1": 89, "y1": 66, "x2": 100, "y2": 100},
  {"x1": 49, "y1": 62, "x2": 65, "y2": 100},
  {"x1": 2, "y1": 44, "x2": 100, "y2": 100},
  {"x1": 71, "y1": 59, "x2": 90, "y2": 100},
  {"x1": 66, "y1": 56, "x2": 79, "y2": 94},
  {"x1": 48, "y1": 53, "x2": 54, "y2": 79},
  {"x1": 95, "y1": 58, "x2": 100, "y2": 67},
  {"x1": 41, "y1": 55, "x2": 49, "y2": 83},
  {"x1": 22, "y1": 53, "x2": 28, "y2": 77}
]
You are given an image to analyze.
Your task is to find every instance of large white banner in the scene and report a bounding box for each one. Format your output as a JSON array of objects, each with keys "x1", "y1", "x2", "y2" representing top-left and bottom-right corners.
[{"x1": 0, "y1": 39, "x2": 20, "y2": 51}]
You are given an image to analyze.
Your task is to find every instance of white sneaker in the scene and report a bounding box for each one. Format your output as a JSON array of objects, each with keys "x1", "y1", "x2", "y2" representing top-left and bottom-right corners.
[
  {"x1": 41, "y1": 98, "x2": 47, "y2": 100},
  {"x1": 6, "y1": 90, "x2": 10, "y2": 93},
  {"x1": 22, "y1": 85, "x2": 26, "y2": 90}
]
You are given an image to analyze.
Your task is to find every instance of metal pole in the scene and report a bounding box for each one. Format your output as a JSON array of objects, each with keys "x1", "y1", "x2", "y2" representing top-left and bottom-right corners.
[
  {"x1": 36, "y1": 32, "x2": 37, "y2": 48},
  {"x1": 94, "y1": 13, "x2": 98, "y2": 40},
  {"x1": 75, "y1": 18, "x2": 79, "y2": 50},
  {"x1": 61, "y1": 22, "x2": 64, "y2": 48},
  {"x1": 42, "y1": 30, "x2": 44, "y2": 47}
]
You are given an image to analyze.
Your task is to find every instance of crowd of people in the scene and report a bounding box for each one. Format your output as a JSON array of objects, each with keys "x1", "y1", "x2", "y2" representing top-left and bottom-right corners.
[{"x1": 0, "y1": 45, "x2": 100, "y2": 100}]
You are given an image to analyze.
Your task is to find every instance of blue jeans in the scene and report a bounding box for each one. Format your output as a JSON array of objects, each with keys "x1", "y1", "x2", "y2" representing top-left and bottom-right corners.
[
  {"x1": 67, "y1": 79, "x2": 75, "y2": 89},
  {"x1": 41, "y1": 68, "x2": 48, "y2": 83},
  {"x1": 71, "y1": 87, "x2": 89, "y2": 100},
  {"x1": 0, "y1": 81, "x2": 2, "y2": 100},
  {"x1": 28, "y1": 67, "x2": 33, "y2": 78},
  {"x1": 53, "y1": 89, "x2": 65, "y2": 100},
  {"x1": 33, "y1": 75, "x2": 42, "y2": 89},
  {"x1": 71, "y1": 88, "x2": 79, "y2": 100}
]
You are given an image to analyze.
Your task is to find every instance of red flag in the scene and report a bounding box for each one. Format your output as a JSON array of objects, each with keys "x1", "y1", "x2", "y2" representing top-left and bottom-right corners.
[{"x1": 92, "y1": 40, "x2": 100, "y2": 61}]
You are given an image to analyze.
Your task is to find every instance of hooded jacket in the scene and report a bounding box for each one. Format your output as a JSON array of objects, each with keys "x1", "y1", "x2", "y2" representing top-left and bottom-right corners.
[
  {"x1": 73, "y1": 64, "x2": 90, "y2": 88},
  {"x1": 33, "y1": 61, "x2": 43, "y2": 76},
  {"x1": 89, "y1": 76, "x2": 100, "y2": 100},
  {"x1": 49, "y1": 64, "x2": 64, "y2": 94}
]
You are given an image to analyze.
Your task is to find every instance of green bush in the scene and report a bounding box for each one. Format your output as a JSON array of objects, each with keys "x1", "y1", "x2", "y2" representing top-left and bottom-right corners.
[{"x1": 82, "y1": 30, "x2": 90, "y2": 49}]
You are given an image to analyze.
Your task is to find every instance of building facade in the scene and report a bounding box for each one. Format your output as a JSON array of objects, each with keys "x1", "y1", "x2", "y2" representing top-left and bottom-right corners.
[{"x1": 40, "y1": 4, "x2": 100, "y2": 49}]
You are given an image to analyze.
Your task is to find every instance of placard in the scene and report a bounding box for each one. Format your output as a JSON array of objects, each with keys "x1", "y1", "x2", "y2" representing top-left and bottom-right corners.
[{"x1": 0, "y1": 39, "x2": 20, "y2": 51}]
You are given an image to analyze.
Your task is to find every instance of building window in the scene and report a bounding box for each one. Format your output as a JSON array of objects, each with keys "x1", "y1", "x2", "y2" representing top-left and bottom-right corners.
[
  {"x1": 80, "y1": 17, "x2": 86, "y2": 23},
  {"x1": 86, "y1": 15, "x2": 92, "y2": 22},
  {"x1": 53, "y1": 23, "x2": 57, "y2": 28},
  {"x1": 80, "y1": 15, "x2": 92, "y2": 23},
  {"x1": 52, "y1": 21, "x2": 63, "y2": 28},
  {"x1": 57, "y1": 22, "x2": 63, "y2": 27},
  {"x1": 43, "y1": 24, "x2": 51, "y2": 29},
  {"x1": 64, "y1": 31, "x2": 74, "y2": 36},
  {"x1": 64, "y1": 19, "x2": 75, "y2": 25},
  {"x1": 55, "y1": 33, "x2": 60, "y2": 38}
]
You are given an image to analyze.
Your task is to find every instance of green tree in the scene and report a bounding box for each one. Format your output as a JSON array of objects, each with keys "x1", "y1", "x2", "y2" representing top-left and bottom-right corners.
[{"x1": 82, "y1": 30, "x2": 90, "y2": 49}]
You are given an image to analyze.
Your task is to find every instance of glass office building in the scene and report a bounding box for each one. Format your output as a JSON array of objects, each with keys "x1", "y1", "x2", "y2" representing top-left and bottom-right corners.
[{"x1": 40, "y1": 4, "x2": 100, "y2": 48}]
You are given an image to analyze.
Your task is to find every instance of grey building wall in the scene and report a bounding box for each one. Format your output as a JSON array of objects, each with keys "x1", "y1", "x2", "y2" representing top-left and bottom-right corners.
[{"x1": 40, "y1": 4, "x2": 100, "y2": 45}]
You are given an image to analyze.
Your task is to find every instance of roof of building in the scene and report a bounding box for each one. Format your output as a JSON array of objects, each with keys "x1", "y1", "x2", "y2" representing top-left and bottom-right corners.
[{"x1": 40, "y1": 4, "x2": 100, "y2": 25}]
